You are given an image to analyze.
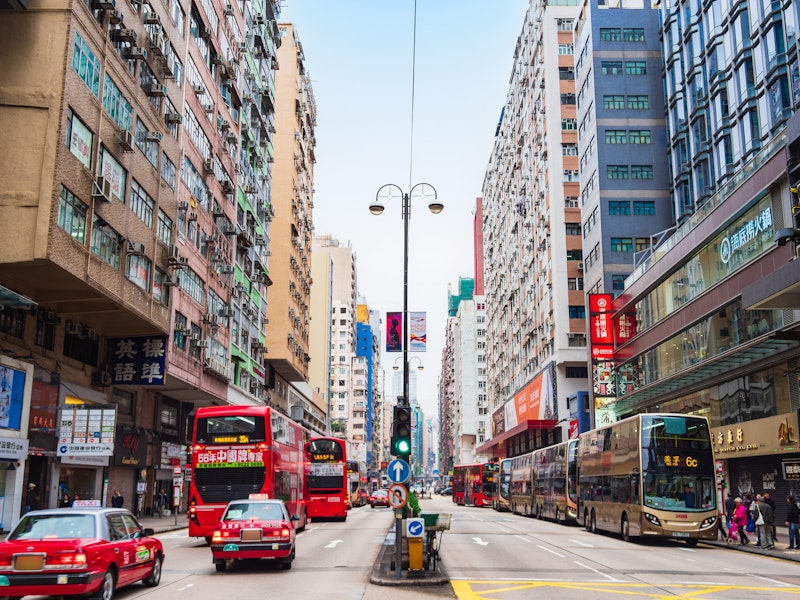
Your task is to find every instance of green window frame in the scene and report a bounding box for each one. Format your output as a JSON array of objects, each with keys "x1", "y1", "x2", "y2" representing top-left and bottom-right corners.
[
  {"x1": 599, "y1": 28, "x2": 621, "y2": 41},
  {"x1": 608, "y1": 201, "x2": 631, "y2": 215},
  {"x1": 605, "y1": 130, "x2": 627, "y2": 144},
  {"x1": 72, "y1": 32, "x2": 101, "y2": 96},
  {"x1": 633, "y1": 200, "x2": 656, "y2": 215},
  {"x1": 568, "y1": 306, "x2": 586, "y2": 319},
  {"x1": 57, "y1": 186, "x2": 87, "y2": 242},
  {"x1": 625, "y1": 61, "x2": 647, "y2": 75},
  {"x1": 604, "y1": 95, "x2": 625, "y2": 109},
  {"x1": 601, "y1": 61, "x2": 623, "y2": 75},
  {"x1": 607, "y1": 165, "x2": 629, "y2": 179},
  {"x1": 628, "y1": 130, "x2": 651, "y2": 144},
  {"x1": 102, "y1": 74, "x2": 132, "y2": 131},
  {"x1": 610, "y1": 237, "x2": 634, "y2": 252},
  {"x1": 627, "y1": 95, "x2": 649, "y2": 109},
  {"x1": 631, "y1": 165, "x2": 654, "y2": 179},
  {"x1": 623, "y1": 28, "x2": 645, "y2": 41}
]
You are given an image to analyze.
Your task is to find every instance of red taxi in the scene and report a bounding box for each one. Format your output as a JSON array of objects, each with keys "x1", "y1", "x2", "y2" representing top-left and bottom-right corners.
[
  {"x1": 211, "y1": 495, "x2": 299, "y2": 571},
  {"x1": 369, "y1": 489, "x2": 390, "y2": 508},
  {"x1": 0, "y1": 505, "x2": 163, "y2": 600}
]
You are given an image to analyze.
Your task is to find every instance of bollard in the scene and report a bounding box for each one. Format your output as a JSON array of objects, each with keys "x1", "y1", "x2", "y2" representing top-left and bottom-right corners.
[{"x1": 408, "y1": 536, "x2": 424, "y2": 570}]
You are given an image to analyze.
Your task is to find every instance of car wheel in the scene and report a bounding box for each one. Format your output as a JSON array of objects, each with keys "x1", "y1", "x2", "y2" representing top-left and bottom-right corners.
[
  {"x1": 215, "y1": 561, "x2": 228, "y2": 572},
  {"x1": 143, "y1": 555, "x2": 163, "y2": 587},
  {"x1": 204, "y1": 536, "x2": 212, "y2": 545},
  {"x1": 89, "y1": 569, "x2": 116, "y2": 600},
  {"x1": 281, "y1": 559, "x2": 293, "y2": 570}
]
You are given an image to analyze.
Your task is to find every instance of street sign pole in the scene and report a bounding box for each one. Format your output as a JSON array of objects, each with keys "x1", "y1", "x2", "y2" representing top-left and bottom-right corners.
[{"x1": 395, "y1": 501, "x2": 402, "y2": 578}]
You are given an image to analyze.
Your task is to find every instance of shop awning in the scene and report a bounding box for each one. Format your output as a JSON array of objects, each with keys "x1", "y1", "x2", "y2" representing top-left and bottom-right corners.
[{"x1": 475, "y1": 418, "x2": 557, "y2": 455}]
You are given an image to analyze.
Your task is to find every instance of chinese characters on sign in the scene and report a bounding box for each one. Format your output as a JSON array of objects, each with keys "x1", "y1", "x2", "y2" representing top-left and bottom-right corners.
[
  {"x1": 195, "y1": 448, "x2": 265, "y2": 468},
  {"x1": 589, "y1": 294, "x2": 616, "y2": 425},
  {"x1": 57, "y1": 408, "x2": 116, "y2": 456},
  {"x1": 108, "y1": 336, "x2": 167, "y2": 385}
]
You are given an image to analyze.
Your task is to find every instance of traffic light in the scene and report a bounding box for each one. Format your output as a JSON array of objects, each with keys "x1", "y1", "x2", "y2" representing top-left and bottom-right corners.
[{"x1": 392, "y1": 405, "x2": 412, "y2": 458}]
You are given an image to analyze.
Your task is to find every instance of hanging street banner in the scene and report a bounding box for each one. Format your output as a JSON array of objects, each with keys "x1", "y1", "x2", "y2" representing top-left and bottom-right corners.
[
  {"x1": 386, "y1": 312, "x2": 402, "y2": 352},
  {"x1": 409, "y1": 312, "x2": 427, "y2": 352}
]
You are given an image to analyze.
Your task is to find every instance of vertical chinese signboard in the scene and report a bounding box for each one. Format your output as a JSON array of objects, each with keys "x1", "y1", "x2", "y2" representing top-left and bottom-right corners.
[{"x1": 589, "y1": 294, "x2": 616, "y2": 426}]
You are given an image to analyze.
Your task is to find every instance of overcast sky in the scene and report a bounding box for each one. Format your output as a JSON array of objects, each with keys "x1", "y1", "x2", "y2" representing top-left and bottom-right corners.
[{"x1": 280, "y1": 1, "x2": 529, "y2": 418}]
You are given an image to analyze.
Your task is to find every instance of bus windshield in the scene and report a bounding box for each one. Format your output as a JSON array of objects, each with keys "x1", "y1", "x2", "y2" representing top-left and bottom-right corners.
[{"x1": 641, "y1": 415, "x2": 715, "y2": 512}]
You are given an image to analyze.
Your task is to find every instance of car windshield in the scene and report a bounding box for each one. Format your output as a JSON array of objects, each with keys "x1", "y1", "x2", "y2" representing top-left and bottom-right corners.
[
  {"x1": 10, "y1": 514, "x2": 96, "y2": 540},
  {"x1": 224, "y1": 502, "x2": 285, "y2": 521}
]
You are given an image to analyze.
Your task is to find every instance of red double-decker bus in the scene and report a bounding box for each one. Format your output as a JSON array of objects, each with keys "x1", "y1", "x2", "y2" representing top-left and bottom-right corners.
[
  {"x1": 304, "y1": 437, "x2": 348, "y2": 520},
  {"x1": 452, "y1": 462, "x2": 499, "y2": 507},
  {"x1": 188, "y1": 405, "x2": 310, "y2": 542}
]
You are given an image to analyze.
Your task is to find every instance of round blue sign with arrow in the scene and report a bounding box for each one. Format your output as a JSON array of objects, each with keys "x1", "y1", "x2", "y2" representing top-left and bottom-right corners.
[
  {"x1": 387, "y1": 459, "x2": 410, "y2": 484},
  {"x1": 407, "y1": 518, "x2": 424, "y2": 538}
]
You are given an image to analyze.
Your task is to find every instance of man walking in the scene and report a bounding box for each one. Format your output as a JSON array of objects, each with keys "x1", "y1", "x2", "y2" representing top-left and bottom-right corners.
[
  {"x1": 725, "y1": 492, "x2": 735, "y2": 531},
  {"x1": 754, "y1": 493, "x2": 774, "y2": 549},
  {"x1": 786, "y1": 495, "x2": 800, "y2": 550},
  {"x1": 764, "y1": 491, "x2": 777, "y2": 542},
  {"x1": 24, "y1": 483, "x2": 38, "y2": 514}
]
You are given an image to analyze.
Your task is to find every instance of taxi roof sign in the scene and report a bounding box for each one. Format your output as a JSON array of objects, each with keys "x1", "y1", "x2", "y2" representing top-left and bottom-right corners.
[{"x1": 248, "y1": 493, "x2": 270, "y2": 500}]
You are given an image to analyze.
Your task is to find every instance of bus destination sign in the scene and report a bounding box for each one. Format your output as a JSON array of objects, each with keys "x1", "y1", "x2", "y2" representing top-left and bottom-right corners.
[{"x1": 212, "y1": 434, "x2": 251, "y2": 444}]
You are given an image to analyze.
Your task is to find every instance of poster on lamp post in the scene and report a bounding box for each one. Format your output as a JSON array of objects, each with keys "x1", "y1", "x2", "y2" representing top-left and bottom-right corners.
[
  {"x1": 409, "y1": 312, "x2": 427, "y2": 352},
  {"x1": 386, "y1": 312, "x2": 402, "y2": 352}
]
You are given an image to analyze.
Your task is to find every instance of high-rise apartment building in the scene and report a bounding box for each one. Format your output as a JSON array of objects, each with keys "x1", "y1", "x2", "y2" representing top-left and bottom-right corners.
[
  {"x1": 479, "y1": 0, "x2": 584, "y2": 461},
  {"x1": 264, "y1": 23, "x2": 315, "y2": 414},
  {"x1": 356, "y1": 304, "x2": 381, "y2": 471}
]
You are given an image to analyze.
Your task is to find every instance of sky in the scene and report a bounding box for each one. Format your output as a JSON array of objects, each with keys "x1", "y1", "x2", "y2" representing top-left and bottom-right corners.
[{"x1": 280, "y1": 1, "x2": 530, "y2": 418}]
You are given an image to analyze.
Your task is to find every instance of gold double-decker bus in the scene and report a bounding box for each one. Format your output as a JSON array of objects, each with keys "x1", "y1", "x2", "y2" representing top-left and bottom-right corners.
[{"x1": 577, "y1": 413, "x2": 718, "y2": 546}]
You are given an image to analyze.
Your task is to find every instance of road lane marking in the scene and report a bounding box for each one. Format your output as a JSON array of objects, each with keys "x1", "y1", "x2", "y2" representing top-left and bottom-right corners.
[
  {"x1": 513, "y1": 535, "x2": 532, "y2": 543},
  {"x1": 536, "y1": 544, "x2": 564, "y2": 557},
  {"x1": 574, "y1": 560, "x2": 621, "y2": 582},
  {"x1": 750, "y1": 574, "x2": 794, "y2": 587},
  {"x1": 177, "y1": 584, "x2": 194, "y2": 592},
  {"x1": 568, "y1": 538, "x2": 593, "y2": 547},
  {"x1": 472, "y1": 537, "x2": 489, "y2": 546},
  {"x1": 324, "y1": 539, "x2": 343, "y2": 548}
]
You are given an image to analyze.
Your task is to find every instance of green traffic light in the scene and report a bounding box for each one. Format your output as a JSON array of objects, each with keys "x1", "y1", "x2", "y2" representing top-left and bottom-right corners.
[{"x1": 395, "y1": 439, "x2": 410, "y2": 454}]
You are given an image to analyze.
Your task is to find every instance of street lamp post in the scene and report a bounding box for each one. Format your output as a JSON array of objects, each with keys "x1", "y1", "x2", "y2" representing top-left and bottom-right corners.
[{"x1": 370, "y1": 182, "x2": 442, "y2": 577}]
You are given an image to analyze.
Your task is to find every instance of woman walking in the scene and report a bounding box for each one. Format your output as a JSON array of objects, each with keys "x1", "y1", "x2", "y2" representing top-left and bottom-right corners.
[{"x1": 733, "y1": 497, "x2": 750, "y2": 545}]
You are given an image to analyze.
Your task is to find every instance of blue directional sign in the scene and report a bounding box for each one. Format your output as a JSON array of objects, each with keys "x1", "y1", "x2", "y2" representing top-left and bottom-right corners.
[
  {"x1": 407, "y1": 518, "x2": 424, "y2": 538},
  {"x1": 387, "y1": 459, "x2": 410, "y2": 484}
]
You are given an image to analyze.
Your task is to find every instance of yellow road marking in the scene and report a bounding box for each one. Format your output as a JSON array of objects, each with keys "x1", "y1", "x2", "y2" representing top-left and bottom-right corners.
[{"x1": 452, "y1": 580, "x2": 800, "y2": 599}]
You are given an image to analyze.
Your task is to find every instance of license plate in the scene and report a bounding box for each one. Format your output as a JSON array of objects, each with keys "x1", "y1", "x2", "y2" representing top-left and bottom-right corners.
[
  {"x1": 223, "y1": 543, "x2": 239, "y2": 551},
  {"x1": 14, "y1": 554, "x2": 45, "y2": 570},
  {"x1": 671, "y1": 531, "x2": 690, "y2": 538}
]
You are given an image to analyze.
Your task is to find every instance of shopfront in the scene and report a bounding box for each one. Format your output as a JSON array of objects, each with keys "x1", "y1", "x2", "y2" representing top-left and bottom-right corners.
[{"x1": 713, "y1": 413, "x2": 800, "y2": 524}]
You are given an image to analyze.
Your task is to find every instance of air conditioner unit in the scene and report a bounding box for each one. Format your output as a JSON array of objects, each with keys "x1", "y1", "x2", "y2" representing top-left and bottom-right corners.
[
  {"x1": 249, "y1": 380, "x2": 259, "y2": 393},
  {"x1": 145, "y1": 130, "x2": 162, "y2": 143},
  {"x1": 192, "y1": 84, "x2": 204, "y2": 94},
  {"x1": 224, "y1": 4, "x2": 234, "y2": 16},
  {"x1": 92, "y1": 176, "x2": 112, "y2": 202},
  {"x1": 126, "y1": 241, "x2": 145, "y2": 256},
  {"x1": 194, "y1": 339, "x2": 209, "y2": 348},
  {"x1": 126, "y1": 46, "x2": 147, "y2": 60},
  {"x1": 220, "y1": 119, "x2": 230, "y2": 131},
  {"x1": 203, "y1": 313, "x2": 218, "y2": 325},
  {"x1": 115, "y1": 28, "x2": 137, "y2": 43},
  {"x1": 212, "y1": 53, "x2": 225, "y2": 65},
  {"x1": 201, "y1": 27, "x2": 213, "y2": 39},
  {"x1": 66, "y1": 322, "x2": 83, "y2": 336},
  {"x1": 577, "y1": 262, "x2": 584, "y2": 270},
  {"x1": 220, "y1": 265, "x2": 235, "y2": 274},
  {"x1": 220, "y1": 307, "x2": 235, "y2": 317},
  {"x1": 187, "y1": 211, "x2": 197, "y2": 222},
  {"x1": 162, "y1": 275, "x2": 178, "y2": 286},
  {"x1": 221, "y1": 78, "x2": 233, "y2": 89},
  {"x1": 108, "y1": 9, "x2": 123, "y2": 23},
  {"x1": 168, "y1": 245, "x2": 181, "y2": 262},
  {"x1": 204, "y1": 159, "x2": 215, "y2": 174},
  {"x1": 149, "y1": 33, "x2": 164, "y2": 55},
  {"x1": 202, "y1": 103, "x2": 214, "y2": 113},
  {"x1": 225, "y1": 131, "x2": 237, "y2": 144},
  {"x1": 165, "y1": 112, "x2": 182, "y2": 124},
  {"x1": 149, "y1": 82, "x2": 167, "y2": 96},
  {"x1": 144, "y1": 12, "x2": 160, "y2": 24},
  {"x1": 118, "y1": 129, "x2": 134, "y2": 151},
  {"x1": 94, "y1": 0, "x2": 115, "y2": 8}
]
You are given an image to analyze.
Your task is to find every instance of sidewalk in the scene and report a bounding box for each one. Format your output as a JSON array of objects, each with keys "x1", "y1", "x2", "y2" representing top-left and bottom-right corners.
[
  {"x1": 138, "y1": 512, "x2": 188, "y2": 535},
  {"x1": 702, "y1": 523, "x2": 800, "y2": 561}
]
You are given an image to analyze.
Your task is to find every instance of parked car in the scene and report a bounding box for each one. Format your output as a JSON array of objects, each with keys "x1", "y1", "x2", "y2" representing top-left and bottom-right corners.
[
  {"x1": 211, "y1": 496, "x2": 298, "y2": 571},
  {"x1": 439, "y1": 486, "x2": 453, "y2": 496},
  {"x1": 369, "y1": 489, "x2": 390, "y2": 508},
  {"x1": 0, "y1": 505, "x2": 164, "y2": 600}
]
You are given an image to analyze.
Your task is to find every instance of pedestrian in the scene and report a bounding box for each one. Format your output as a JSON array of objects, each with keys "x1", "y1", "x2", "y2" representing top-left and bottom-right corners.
[
  {"x1": 733, "y1": 497, "x2": 750, "y2": 545},
  {"x1": 111, "y1": 489, "x2": 124, "y2": 508},
  {"x1": 764, "y1": 491, "x2": 777, "y2": 542},
  {"x1": 58, "y1": 493, "x2": 71, "y2": 508},
  {"x1": 72, "y1": 493, "x2": 80, "y2": 506},
  {"x1": 24, "y1": 483, "x2": 38, "y2": 514},
  {"x1": 785, "y1": 495, "x2": 800, "y2": 550},
  {"x1": 725, "y1": 492, "x2": 735, "y2": 530},
  {"x1": 753, "y1": 493, "x2": 774, "y2": 549}
]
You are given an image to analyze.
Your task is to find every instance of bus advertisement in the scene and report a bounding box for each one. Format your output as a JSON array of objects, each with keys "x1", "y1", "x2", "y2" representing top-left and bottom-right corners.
[
  {"x1": 577, "y1": 413, "x2": 717, "y2": 545},
  {"x1": 188, "y1": 405, "x2": 309, "y2": 542},
  {"x1": 452, "y1": 462, "x2": 499, "y2": 507},
  {"x1": 305, "y1": 437, "x2": 348, "y2": 520}
]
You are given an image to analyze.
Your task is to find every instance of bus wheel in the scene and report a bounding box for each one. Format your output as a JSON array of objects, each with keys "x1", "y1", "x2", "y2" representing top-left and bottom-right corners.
[
  {"x1": 590, "y1": 510, "x2": 597, "y2": 534},
  {"x1": 621, "y1": 514, "x2": 630, "y2": 542},
  {"x1": 686, "y1": 538, "x2": 698, "y2": 547},
  {"x1": 555, "y1": 507, "x2": 560, "y2": 524},
  {"x1": 585, "y1": 510, "x2": 592, "y2": 532}
]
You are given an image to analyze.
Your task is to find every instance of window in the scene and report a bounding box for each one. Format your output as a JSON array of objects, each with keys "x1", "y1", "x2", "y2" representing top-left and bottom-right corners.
[
  {"x1": 603, "y1": 95, "x2": 625, "y2": 109},
  {"x1": 628, "y1": 130, "x2": 651, "y2": 144},
  {"x1": 568, "y1": 306, "x2": 586, "y2": 319},
  {"x1": 633, "y1": 200, "x2": 656, "y2": 215},
  {"x1": 179, "y1": 267, "x2": 205, "y2": 305},
  {"x1": 610, "y1": 237, "x2": 634, "y2": 252},
  {"x1": 605, "y1": 130, "x2": 627, "y2": 144},
  {"x1": 612, "y1": 274, "x2": 626, "y2": 291},
  {"x1": 562, "y1": 118, "x2": 577, "y2": 130},
  {"x1": 153, "y1": 269, "x2": 170, "y2": 305},
  {"x1": 562, "y1": 143, "x2": 578, "y2": 156},
  {"x1": 559, "y1": 67, "x2": 575, "y2": 80},
  {"x1": 65, "y1": 109, "x2": 93, "y2": 168},
  {"x1": 625, "y1": 61, "x2": 647, "y2": 75},
  {"x1": 129, "y1": 180, "x2": 155, "y2": 227},
  {"x1": 601, "y1": 61, "x2": 623, "y2": 75},
  {"x1": 102, "y1": 74, "x2": 132, "y2": 131},
  {"x1": 623, "y1": 28, "x2": 645, "y2": 41},
  {"x1": 174, "y1": 312, "x2": 188, "y2": 350},
  {"x1": 135, "y1": 119, "x2": 159, "y2": 167},
  {"x1": 57, "y1": 186, "x2": 87, "y2": 242},
  {"x1": 112, "y1": 388, "x2": 134, "y2": 417},
  {"x1": 566, "y1": 223, "x2": 581, "y2": 236},
  {"x1": 157, "y1": 210, "x2": 173, "y2": 245},
  {"x1": 607, "y1": 165, "x2": 629, "y2": 179},
  {"x1": 627, "y1": 95, "x2": 649, "y2": 109},
  {"x1": 600, "y1": 28, "x2": 621, "y2": 41},
  {"x1": 558, "y1": 44, "x2": 574, "y2": 55},
  {"x1": 72, "y1": 32, "x2": 101, "y2": 96},
  {"x1": 560, "y1": 93, "x2": 576, "y2": 105},
  {"x1": 631, "y1": 165, "x2": 654, "y2": 179},
  {"x1": 91, "y1": 218, "x2": 121, "y2": 269},
  {"x1": 568, "y1": 277, "x2": 584, "y2": 290},
  {"x1": 161, "y1": 153, "x2": 176, "y2": 189},
  {"x1": 126, "y1": 254, "x2": 151, "y2": 291},
  {"x1": 564, "y1": 170, "x2": 580, "y2": 181},
  {"x1": 608, "y1": 201, "x2": 631, "y2": 215},
  {"x1": 566, "y1": 249, "x2": 583, "y2": 261},
  {"x1": 635, "y1": 237, "x2": 652, "y2": 252}
]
